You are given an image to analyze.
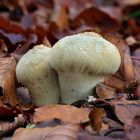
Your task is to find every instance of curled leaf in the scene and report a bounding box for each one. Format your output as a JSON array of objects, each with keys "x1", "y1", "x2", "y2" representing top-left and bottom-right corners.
[
  {"x1": 33, "y1": 105, "x2": 89, "y2": 124},
  {"x1": 0, "y1": 57, "x2": 19, "y2": 106},
  {"x1": 89, "y1": 107, "x2": 106, "y2": 133},
  {"x1": 12, "y1": 123, "x2": 80, "y2": 140}
]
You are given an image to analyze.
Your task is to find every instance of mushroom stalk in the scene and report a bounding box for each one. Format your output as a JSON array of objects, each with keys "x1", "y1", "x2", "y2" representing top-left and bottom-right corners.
[{"x1": 59, "y1": 72, "x2": 103, "y2": 103}]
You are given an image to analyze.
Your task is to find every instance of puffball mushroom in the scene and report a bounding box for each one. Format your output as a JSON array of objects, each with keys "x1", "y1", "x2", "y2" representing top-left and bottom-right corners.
[
  {"x1": 16, "y1": 45, "x2": 60, "y2": 106},
  {"x1": 50, "y1": 32, "x2": 121, "y2": 104}
]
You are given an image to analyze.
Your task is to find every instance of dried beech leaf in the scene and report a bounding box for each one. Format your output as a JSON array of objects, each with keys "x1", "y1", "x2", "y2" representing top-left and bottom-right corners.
[
  {"x1": 71, "y1": 7, "x2": 120, "y2": 32},
  {"x1": 51, "y1": 5, "x2": 69, "y2": 29},
  {"x1": 89, "y1": 107, "x2": 106, "y2": 133},
  {"x1": 113, "y1": 100, "x2": 140, "y2": 125},
  {"x1": 96, "y1": 83, "x2": 116, "y2": 99},
  {"x1": 124, "y1": 45, "x2": 135, "y2": 83},
  {"x1": 128, "y1": 19, "x2": 140, "y2": 35},
  {"x1": 132, "y1": 58, "x2": 140, "y2": 83},
  {"x1": 0, "y1": 114, "x2": 25, "y2": 137},
  {"x1": 78, "y1": 130, "x2": 116, "y2": 140},
  {"x1": 12, "y1": 123, "x2": 80, "y2": 140},
  {"x1": 104, "y1": 75, "x2": 126, "y2": 91},
  {"x1": 0, "y1": 57, "x2": 19, "y2": 106},
  {"x1": 33, "y1": 105, "x2": 89, "y2": 124},
  {"x1": 117, "y1": 0, "x2": 140, "y2": 6},
  {"x1": 99, "y1": 6, "x2": 122, "y2": 21},
  {"x1": 124, "y1": 117, "x2": 140, "y2": 140},
  {"x1": 135, "y1": 84, "x2": 140, "y2": 98},
  {"x1": 0, "y1": 39, "x2": 8, "y2": 58}
]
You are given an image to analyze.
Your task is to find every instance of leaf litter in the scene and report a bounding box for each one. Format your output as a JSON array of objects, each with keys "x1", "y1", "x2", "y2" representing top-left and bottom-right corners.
[{"x1": 0, "y1": 0, "x2": 139, "y2": 139}]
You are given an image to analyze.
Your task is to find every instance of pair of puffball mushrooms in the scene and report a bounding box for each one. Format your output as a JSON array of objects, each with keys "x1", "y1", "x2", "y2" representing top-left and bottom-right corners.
[{"x1": 16, "y1": 32, "x2": 121, "y2": 106}]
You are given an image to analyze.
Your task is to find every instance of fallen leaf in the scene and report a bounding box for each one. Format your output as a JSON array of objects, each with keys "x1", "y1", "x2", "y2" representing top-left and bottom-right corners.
[
  {"x1": 135, "y1": 84, "x2": 140, "y2": 98},
  {"x1": 117, "y1": 0, "x2": 140, "y2": 6},
  {"x1": 128, "y1": 19, "x2": 140, "y2": 35},
  {"x1": 78, "y1": 130, "x2": 119, "y2": 140},
  {"x1": 124, "y1": 116, "x2": 140, "y2": 140},
  {"x1": 89, "y1": 107, "x2": 106, "y2": 133},
  {"x1": 71, "y1": 7, "x2": 120, "y2": 32},
  {"x1": 33, "y1": 105, "x2": 90, "y2": 124},
  {"x1": 132, "y1": 57, "x2": 140, "y2": 83},
  {"x1": 104, "y1": 75, "x2": 126, "y2": 91},
  {"x1": 51, "y1": 5, "x2": 69, "y2": 29},
  {"x1": 124, "y1": 45, "x2": 135, "y2": 83},
  {"x1": 99, "y1": 6, "x2": 122, "y2": 21},
  {"x1": 0, "y1": 39, "x2": 8, "y2": 58},
  {"x1": 12, "y1": 123, "x2": 80, "y2": 140},
  {"x1": 96, "y1": 83, "x2": 116, "y2": 99},
  {"x1": 0, "y1": 57, "x2": 19, "y2": 106},
  {"x1": 113, "y1": 100, "x2": 140, "y2": 125}
]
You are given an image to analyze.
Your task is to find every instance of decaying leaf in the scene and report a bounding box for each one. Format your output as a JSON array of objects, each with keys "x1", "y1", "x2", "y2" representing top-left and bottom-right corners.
[
  {"x1": 89, "y1": 107, "x2": 106, "y2": 133},
  {"x1": 0, "y1": 57, "x2": 19, "y2": 106},
  {"x1": 113, "y1": 100, "x2": 140, "y2": 125},
  {"x1": 96, "y1": 83, "x2": 116, "y2": 99},
  {"x1": 124, "y1": 116, "x2": 140, "y2": 140},
  {"x1": 124, "y1": 45, "x2": 135, "y2": 83},
  {"x1": 104, "y1": 75, "x2": 126, "y2": 91},
  {"x1": 12, "y1": 123, "x2": 80, "y2": 140},
  {"x1": 71, "y1": 7, "x2": 120, "y2": 32},
  {"x1": 33, "y1": 105, "x2": 90, "y2": 124},
  {"x1": 51, "y1": 5, "x2": 69, "y2": 29}
]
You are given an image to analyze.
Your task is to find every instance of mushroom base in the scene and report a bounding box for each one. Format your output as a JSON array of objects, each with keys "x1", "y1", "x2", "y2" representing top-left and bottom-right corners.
[
  {"x1": 58, "y1": 72, "x2": 104, "y2": 104},
  {"x1": 28, "y1": 69, "x2": 60, "y2": 106}
]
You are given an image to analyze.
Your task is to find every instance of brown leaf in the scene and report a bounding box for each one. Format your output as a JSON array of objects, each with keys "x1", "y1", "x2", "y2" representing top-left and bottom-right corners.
[
  {"x1": 12, "y1": 123, "x2": 80, "y2": 140},
  {"x1": 99, "y1": 6, "x2": 122, "y2": 21},
  {"x1": 71, "y1": 7, "x2": 120, "y2": 32},
  {"x1": 33, "y1": 105, "x2": 90, "y2": 124},
  {"x1": 135, "y1": 84, "x2": 140, "y2": 99},
  {"x1": 128, "y1": 19, "x2": 140, "y2": 35},
  {"x1": 0, "y1": 39, "x2": 8, "y2": 58},
  {"x1": 124, "y1": 116, "x2": 140, "y2": 140},
  {"x1": 113, "y1": 100, "x2": 140, "y2": 125},
  {"x1": 124, "y1": 45, "x2": 135, "y2": 83},
  {"x1": 132, "y1": 58, "x2": 140, "y2": 83},
  {"x1": 51, "y1": 5, "x2": 69, "y2": 29},
  {"x1": 0, "y1": 57, "x2": 19, "y2": 106},
  {"x1": 117, "y1": 0, "x2": 140, "y2": 6},
  {"x1": 104, "y1": 75, "x2": 126, "y2": 91},
  {"x1": 89, "y1": 107, "x2": 106, "y2": 133},
  {"x1": 96, "y1": 83, "x2": 116, "y2": 99},
  {"x1": 78, "y1": 130, "x2": 122, "y2": 140}
]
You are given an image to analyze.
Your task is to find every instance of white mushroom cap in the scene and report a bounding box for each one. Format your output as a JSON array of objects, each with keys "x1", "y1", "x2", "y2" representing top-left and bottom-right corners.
[
  {"x1": 50, "y1": 32, "x2": 121, "y2": 103},
  {"x1": 50, "y1": 32, "x2": 121, "y2": 75},
  {"x1": 16, "y1": 45, "x2": 60, "y2": 106}
]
